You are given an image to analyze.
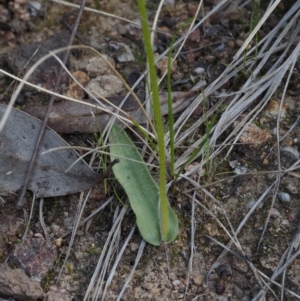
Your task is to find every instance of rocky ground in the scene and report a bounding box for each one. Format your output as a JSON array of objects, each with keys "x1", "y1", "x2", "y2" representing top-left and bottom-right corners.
[{"x1": 0, "y1": 1, "x2": 300, "y2": 301}]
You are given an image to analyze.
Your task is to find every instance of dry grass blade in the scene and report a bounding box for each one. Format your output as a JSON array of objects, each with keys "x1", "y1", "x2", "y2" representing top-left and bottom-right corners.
[
  {"x1": 177, "y1": 3, "x2": 300, "y2": 300},
  {"x1": 101, "y1": 224, "x2": 137, "y2": 300},
  {"x1": 56, "y1": 189, "x2": 92, "y2": 282},
  {"x1": 116, "y1": 239, "x2": 146, "y2": 301},
  {"x1": 2, "y1": 0, "x2": 300, "y2": 299},
  {"x1": 175, "y1": 3, "x2": 300, "y2": 180},
  {"x1": 84, "y1": 205, "x2": 128, "y2": 301}
]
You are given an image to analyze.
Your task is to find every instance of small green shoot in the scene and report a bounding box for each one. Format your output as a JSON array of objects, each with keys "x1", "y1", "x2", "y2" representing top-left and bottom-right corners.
[{"x1": 250, "y1": 0, "x2": 261, "y2": 59}]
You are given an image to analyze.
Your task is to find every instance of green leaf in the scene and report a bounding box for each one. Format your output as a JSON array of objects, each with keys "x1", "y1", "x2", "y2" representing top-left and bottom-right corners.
[{"x1": 109, "y1": 124, "x2": 178, "y2": 246}]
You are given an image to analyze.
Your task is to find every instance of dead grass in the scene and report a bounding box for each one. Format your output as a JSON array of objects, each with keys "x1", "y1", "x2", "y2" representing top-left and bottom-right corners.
[{"x1": 1, "y1": 0, "x2": 300, "y2": 300}]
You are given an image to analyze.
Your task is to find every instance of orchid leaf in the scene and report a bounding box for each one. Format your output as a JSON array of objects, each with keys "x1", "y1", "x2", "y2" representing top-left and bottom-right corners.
[{"x1": 109, "y1": 124, "x2": 178, "y2": 245}]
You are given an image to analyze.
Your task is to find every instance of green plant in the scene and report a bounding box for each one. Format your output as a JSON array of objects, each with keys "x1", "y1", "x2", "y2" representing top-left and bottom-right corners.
[
  {"x1": 109, "y1": 124, "x2": 178, "y2": 245},
  {"x1": 250, "y1": 0, "x2": 261, "y2": 58},
  {"x1": 137, "y1": 0, "x2": 178, "y2": 242}
]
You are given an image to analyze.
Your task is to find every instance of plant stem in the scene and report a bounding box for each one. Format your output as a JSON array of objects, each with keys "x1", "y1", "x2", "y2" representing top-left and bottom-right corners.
[{"x1": 137, "y1": 0, "x2": 169, "y2": 240}]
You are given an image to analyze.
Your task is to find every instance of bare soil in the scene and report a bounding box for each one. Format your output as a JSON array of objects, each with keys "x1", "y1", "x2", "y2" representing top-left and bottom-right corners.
[{"x1": 0, "y1": 1, "x2": 300, "y2": 301}]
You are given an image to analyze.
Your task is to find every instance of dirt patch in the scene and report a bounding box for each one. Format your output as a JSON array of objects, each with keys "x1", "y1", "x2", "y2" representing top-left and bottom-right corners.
[{"x1": 1, "y1": 1, "x2": 300, "y2": 301}]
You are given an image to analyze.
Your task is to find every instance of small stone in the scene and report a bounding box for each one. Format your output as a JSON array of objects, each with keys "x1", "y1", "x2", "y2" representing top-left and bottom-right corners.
[
  {"x1": 280, "y1": 146, "x2": 300, "y2": 168},
  {"x1": 172, "y1": 279, "x2": 181, "y2": 287},
  {"x1": 26, "y1": 2, "x2": 41, "y2": 17},
  {"x1": 51, "y1": 224, "x2": 60, "y2": 234},
  {"x1": 286, "y1": 211, "x2": 296, "y2": 223},
  {"x1": 86, "y1": 74, "x2": 123, "y2": 98},
  {"x1": 281, "y1": 146, "x2": 300, "y2": 160},
  {"x1": 0, "y1": 263, "x2": 43, "y2": 300},
  {"x1": 55, "y1": 238, "x2": 62, "y2": 247},
  {"x1": 192, "y1": 275, "x2": 203, "y2": 286},
  {"x1": 228, "y1": 40, "x2": 235, "y2": 48},
  {"x1": 109, "y1": 42, "x2": 135, "y2": 62},
  {"x1": 264, "y1": 99, "x2": 288, "y2": 120},
  {"x1": 66, "y1": 71, "x2": 90, "y2": 100},
  {"x1": 169, "y1": 272, "x2": 176, "y2": 281},
  {"x1": 269, "y1": 208, "x2": 281, "y2": 217},
  {"x1": 130, "y1": 242, "x2": 139, "y2": 252},
  {"x1": 277, "y1": 192, "x2": 291, "y2": 203},
  {"x1": 206, "y1": 24, "x2": 224, "y2": 36},
  {"x1": 194, "y1": 67, "x2": 205, "y2": 74},
  {"x1": 44, "y1": 285, "x2": 72, "y2": 301},
  {"x1": 237, "y1": 123, "x2": 271, "y2": 148},
  {"x1": 186, "y1": 27, "x2": 200, "y2": 42},
  {"x1": 11, "y1": 237, "x2": 57, "y2": 281},
  {"x1": 33, "y1": 232, "x2": 44, "y2": 238},
  {"x1": 86, "y1": 55, "x2": 115, "y2": 77},
  {"x1": 286, "y1": 183, "x2": 298, "y2": 194}
]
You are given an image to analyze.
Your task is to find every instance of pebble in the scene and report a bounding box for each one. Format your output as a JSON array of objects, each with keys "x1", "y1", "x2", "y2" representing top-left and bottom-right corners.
[
  {"x1": 281, "y1": 146, "x2": 300, "y2": 160},
  {"x1": 0, "y1": 263, "x2": 43, "y2": 300},
  {"x1": 109, "y1": 42, "x2": 135, "y2": 62},
  {"x1": 51, "y1": 224, "x2": 60, "y2": 234},
  {"x1": 26, "y1": 2, "x2": 41, "y2": 17},
  {"x1": 44, "y1": 285, "x2": 72, "y2": 301},
  {"x1": 66, "y1": 71, "x2": 90, "y2": 100},
  {"x1": 286, "y1": 211, "x2": 296, "y2": 223},
  {"x1": 86, "y1": 74, "x2": 123, "y2": 98},
  {"x1": 286, "y1": 183, "x2": 298, "y2": 194},
  {"x1": 33, "y1": 232, "x2": 43, "y2": 238},
  {"x1": 130, "y1": 242, "x2": 139, "y2": 252},
  {"x1": 86, "y1": 55, "x2": 115, "y2": 78},
  {"x1": 237, "y1": 123, "x2": 271, "y2": 148},
  {"x1": 194, "y1": 67, "x2": 205, "y2": 74},
  {"x1": 268, "y1": 208, "x2": 281, "y2": 217},
  {"x1": 192, "y1": 275, "x2": 203, "y2": 286},
  {"x1": 11, "y1": 237, "x2": 57, "y2": 281},
  {"x1": 55, "y1": 238, "x2": 62, "y2": 247},
  {"x1": 264, "y1": 99, "x2": 287, "y2": 120},
  {"x1": 277, "y1": 192, "x2": 290, "y2": 203},
  {"x1": 227, "y1": 40, "x2": 235, "y2": 48},
  {"x1": 172, "y1": 279, "x2": 181, "y2": 287}
]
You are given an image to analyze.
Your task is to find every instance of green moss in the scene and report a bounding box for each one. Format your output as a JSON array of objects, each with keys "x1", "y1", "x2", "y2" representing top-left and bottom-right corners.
[
  {"x1": 85, "y1": 244, "x2": 102, "y2": 255},
  {"x1": 2, "y1": 234, "x2": 9, "y2": 245},
  {"x1": 41, "y1": 269, "x2": 56, "y2": 291},
  {"x1": 65, "y1": 262, "x2": 74, "y2": 274}
]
